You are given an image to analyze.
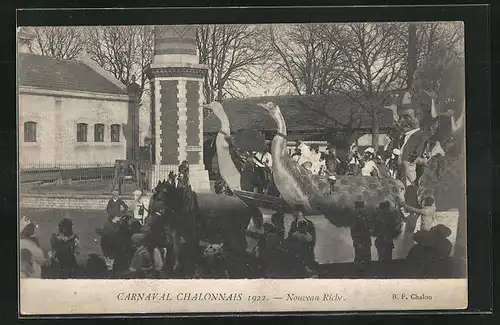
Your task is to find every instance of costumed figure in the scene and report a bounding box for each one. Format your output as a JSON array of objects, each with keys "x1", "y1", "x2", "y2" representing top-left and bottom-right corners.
[{"x1": 360, "y1": 147, "x2": 380, "y2": 177}]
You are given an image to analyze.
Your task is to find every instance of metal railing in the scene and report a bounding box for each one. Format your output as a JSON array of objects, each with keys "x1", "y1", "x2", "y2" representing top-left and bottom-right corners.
[{"x1": 19, "y1": 163, "x2": 116, "y2": 184}]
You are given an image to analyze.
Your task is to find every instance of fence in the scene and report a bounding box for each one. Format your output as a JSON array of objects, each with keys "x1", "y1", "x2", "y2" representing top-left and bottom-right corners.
[{"x1": 19, "y1": 163, "x2": 116, "y2": 184}]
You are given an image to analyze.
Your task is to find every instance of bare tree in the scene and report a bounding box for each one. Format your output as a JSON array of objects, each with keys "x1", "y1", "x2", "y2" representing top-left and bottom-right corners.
[
  {"x1": 265, "y1": 24, "x2": 348, "y2": 96},
  {"x1": 84, "y1": 26, "x2": 154, "y2": 98},
  {"x1": 28, "y1": 27, "x2": 86, "y2": 60},
  {"x1": 196, "y1": 24, "x2": 270, "y2": 102},
  {"x1": 325, "y1": 23, "x2": 407, "y2": 150}
]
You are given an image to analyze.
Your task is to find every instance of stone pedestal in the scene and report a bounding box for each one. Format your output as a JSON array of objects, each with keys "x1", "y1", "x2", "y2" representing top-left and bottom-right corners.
[{"x1": 147, "y1": 26, "x2": 210, "y2": 192}]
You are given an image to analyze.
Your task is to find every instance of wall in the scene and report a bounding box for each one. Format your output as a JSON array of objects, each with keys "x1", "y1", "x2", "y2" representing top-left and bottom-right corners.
[
  {"x1": 20, "y1": 194, "x2": 134, "y2": 210},
  {"x1": 19, "y1": 89, "x2": 130, "y2": 167},
  {"x1": 19, "y1": 94, "x2": 57, "y2": 164}
]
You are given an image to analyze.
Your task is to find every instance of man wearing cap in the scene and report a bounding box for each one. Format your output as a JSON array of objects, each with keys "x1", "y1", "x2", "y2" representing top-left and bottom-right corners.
[
  {"x1": 106, "y1": 190, "x2": 128, "y2": 224},
  {"x1": 132, "y1": 189, "x2": 151, "y2": 226},
  {"x1": 350, "y1": 201, "x2": 372, "y2": 268}
]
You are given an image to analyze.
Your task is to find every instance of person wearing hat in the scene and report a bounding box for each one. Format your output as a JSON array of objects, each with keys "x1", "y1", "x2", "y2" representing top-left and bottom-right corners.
[
  {"x1": 350, "y1": 201, "x2": 372, "y2": 267},
  {"x1": 287, "y1": 208, "x2": 318, "y2": 275},
  {"x1": 385, "y1": 148, "x2": 404, "y2": 180},
  {"x1": 374, "y1": 201, "x2": 402, "y2": 263},
  {"x1": 131, "y1": 189, "x2": 151, "y2": 226},
  {"x1": 361, "y1": 147, "x2": 380, "y2": 177},
  {"x1": 407, "y1": 224, "x2": 453, "y2": 276},
  {"x1": 20, "y1": 216, "x2": 47, "y2": 278},
  {"x1": 106, "y1": 190, "x2": 128, "y2": 224},
  {"x1": 50, "y1": 217, "x2": 80, "y2": 278}
]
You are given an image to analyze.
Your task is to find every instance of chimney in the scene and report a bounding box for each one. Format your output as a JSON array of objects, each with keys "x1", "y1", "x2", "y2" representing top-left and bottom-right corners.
[{"x1": 17, "y1": 28, "x2": 34, "y2": 54}]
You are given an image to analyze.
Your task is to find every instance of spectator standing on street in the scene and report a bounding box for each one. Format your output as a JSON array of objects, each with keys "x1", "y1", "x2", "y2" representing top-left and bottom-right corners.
[
  {"x1": 106, "y1": 190, "x2": 128, "y2": 224},
  {"x1": 115, "y1": 162, "x2": 126, "y2": 195},
  {"x1": 50, "y1": 218, "x2": 80, "y2": 279},
  {"x1": 287, "y1": 210, "x2": 317, "y2": 275},
  {"x1": 374, "y1": 201, "x2": 400, "y2": 262},
  {"x1": 20, "y1": 216, "x2": 48, "y2": 278},
  {"x1": 350, "y1": 201, "x2": 372, "y2": 268},
  {"x1": 245, "y1": 208, "x2": 266, "y2": 277}
]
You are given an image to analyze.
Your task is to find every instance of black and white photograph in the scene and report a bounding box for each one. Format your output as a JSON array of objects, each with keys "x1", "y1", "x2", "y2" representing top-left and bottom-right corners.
[{"x1": 18, "y1": 19, "x2": 468, "y2": 314}]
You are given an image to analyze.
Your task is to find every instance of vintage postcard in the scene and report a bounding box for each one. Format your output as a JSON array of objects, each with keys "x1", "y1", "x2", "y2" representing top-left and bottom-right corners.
[{"x1": 18, "y1": 21, "x2": 467, "y2": 315}]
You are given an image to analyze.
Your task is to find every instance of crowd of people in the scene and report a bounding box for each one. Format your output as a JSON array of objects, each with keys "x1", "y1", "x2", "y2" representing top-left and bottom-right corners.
[
  {"x1": 20, "y1": 89, "x2": 460, "y2": 279},
  {"x1": 20, "y1": 215, "x2": 90, "y2": 279}
]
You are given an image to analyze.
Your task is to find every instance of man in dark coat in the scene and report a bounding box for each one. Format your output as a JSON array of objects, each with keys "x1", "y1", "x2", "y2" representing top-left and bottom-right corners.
[
  {"x1": 374, "y1": 201, "x2": 402, "y2": 262},
  {"x1": 350, "y1": 201, "x2": 372, "y2": 268},
  {"x1": 106, "y1": 190, "x2": 128, "y2": 224},
  {"x1": 287, "y1": 210, "x2": 317, "y2": 274}
]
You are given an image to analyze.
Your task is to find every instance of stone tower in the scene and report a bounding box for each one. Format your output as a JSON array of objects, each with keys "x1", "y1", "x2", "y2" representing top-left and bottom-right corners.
[{"x1": 147, "y1": 26, "x2": 210, "y2": 192}]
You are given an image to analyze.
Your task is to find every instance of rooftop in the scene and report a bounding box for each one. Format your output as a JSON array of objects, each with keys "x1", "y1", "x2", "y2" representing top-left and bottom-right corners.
[
  {"x1": 18, "y1": 53, "x2": 127, "y2": 95},
  {"x1": 203, "y1": 94, "x2": 395, "y2": 134}
]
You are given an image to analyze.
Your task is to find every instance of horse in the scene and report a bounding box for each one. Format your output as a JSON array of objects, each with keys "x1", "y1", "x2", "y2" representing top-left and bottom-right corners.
[
  {"x1": 147, "y1": 176, "x2": 204, "y2": 275},
  {"x1": 148, "y1": 172, "x2": 256, "y2": 278}
]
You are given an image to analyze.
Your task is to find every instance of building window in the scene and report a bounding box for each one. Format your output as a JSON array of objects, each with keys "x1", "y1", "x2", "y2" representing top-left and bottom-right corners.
[
  {"x1": 94, "y1": 123, "x2": 105, "y2": 142},
  {"x1": 24, "y1": 121, "x2": 37, "y2": 142},
  {"x1": 111, "y1": 124, "x2": 120, "y2": 142},
  {"x1": 77, "y1": 123, "x2": 88, "y2": 142}
]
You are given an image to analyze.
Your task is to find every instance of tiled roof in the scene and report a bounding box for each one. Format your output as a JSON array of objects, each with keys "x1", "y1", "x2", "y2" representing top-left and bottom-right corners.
[
  {"x1": 18, "y1": 53, "x2": 127, "y2": 95},
  {"x1": 203, "y1": 94, "x2": 394, "y2": 133}
]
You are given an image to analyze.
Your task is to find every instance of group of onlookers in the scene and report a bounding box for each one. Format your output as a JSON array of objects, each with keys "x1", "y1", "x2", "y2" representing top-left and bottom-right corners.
[
  {"x1": 20, "y1": 215, "x2": 85, "y2": 279},
  {"x1": 290, "y1": 141, "x2": 406, "y2": 180},
  {"x1": 243, "y1": 207, "x2": 318, "y2": 278}
]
